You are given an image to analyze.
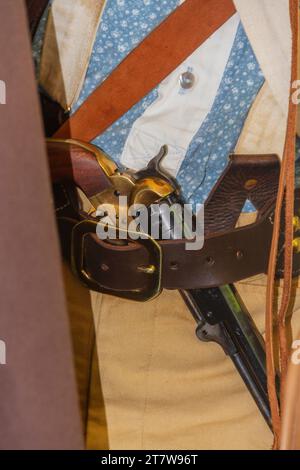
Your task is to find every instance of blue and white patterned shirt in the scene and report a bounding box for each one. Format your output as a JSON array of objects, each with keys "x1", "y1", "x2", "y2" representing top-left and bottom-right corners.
[{"x1": 33, "y1": 0, "x2": 300, "y2": 211}]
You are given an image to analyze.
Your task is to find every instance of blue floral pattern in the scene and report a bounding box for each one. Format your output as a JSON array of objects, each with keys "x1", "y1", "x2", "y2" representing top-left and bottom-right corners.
[
  {"x1": 32, "y1": 2, "x2": 300, "y2": 211},
  {"x1": 177, "y1": 23, "x2": 265, "y2": 209},
  {"x1": 32, "y1": 1, "x2": 52, "y2": 69},
  {"x1": 75, "y1": 0, "x2": 180, "y2": 161}
]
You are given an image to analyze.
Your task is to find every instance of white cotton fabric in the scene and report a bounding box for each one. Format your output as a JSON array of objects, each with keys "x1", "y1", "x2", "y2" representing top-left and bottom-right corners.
[
  {"x1": 121, "y1": 0, "x2": 293, "y2": 168},
  {"x1": 121, "y1": 13, "x2": 240, "y2": 174},
  {"x1": 40, "y1": 0, "x2": 106, "y2": 110},
  {"x1": 235, "y1": 82, "x2": 287, "y2": 158},
  {"x1": 234, "y1": 0, "x2": 292, "y2": 116},
  {"x1": 234, "y1": 0, "x2": 292, "y2": 160}
]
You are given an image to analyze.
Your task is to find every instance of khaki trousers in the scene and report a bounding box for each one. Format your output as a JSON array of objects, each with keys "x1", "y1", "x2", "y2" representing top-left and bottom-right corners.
[
  {"x1": 40, "y1": 0, "x2": 298, "y2": 451},
  {"x1": 64, "y1": 263, "x2": 300, "y2": 450}
]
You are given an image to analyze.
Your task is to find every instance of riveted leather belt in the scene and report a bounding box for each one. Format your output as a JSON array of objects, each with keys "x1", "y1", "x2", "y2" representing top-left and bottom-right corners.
[{"x1": 48, "y1": 140, "x2": 300, "y2": 302}]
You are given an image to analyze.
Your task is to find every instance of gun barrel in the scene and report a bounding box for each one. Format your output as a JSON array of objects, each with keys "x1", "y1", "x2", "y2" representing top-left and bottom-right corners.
[{"x1": 181, "y1": 287, "x2": 276, "y2": 430}]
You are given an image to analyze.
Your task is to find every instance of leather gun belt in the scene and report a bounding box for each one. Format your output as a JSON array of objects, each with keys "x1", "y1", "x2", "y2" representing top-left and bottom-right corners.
[{"x1": 48, "y1": 140, "x2": 300, "y2": 301}]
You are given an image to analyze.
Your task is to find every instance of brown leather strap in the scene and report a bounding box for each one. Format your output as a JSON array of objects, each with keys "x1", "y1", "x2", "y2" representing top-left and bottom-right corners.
[
  {"x1": 50, "y1": 146, "x2": 294, "y2": 292},
  {"x1": 265, "y1": 0, "x2": 299, "y2": 449},
  {"x1": 47, "y1": 137, "x2": 300, "y2": 293},
  {"x1": 81, "y1": 214, "x2": 274, "y2": 291},
  {"x1": 54, "y1": 0, "x2": 236, "y2": 141},
  {"x1": 204, "y1": 155, "x2": 279, "y2": 234}
]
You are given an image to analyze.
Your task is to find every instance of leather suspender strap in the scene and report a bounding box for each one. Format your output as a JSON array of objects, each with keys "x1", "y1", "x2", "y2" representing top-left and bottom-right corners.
[
  {"x1": 265, "y1": 0, "x2": 299, "y2": 449},
  {"x1": 54, "y1": 0, "x2": 236, "y2": 141}
]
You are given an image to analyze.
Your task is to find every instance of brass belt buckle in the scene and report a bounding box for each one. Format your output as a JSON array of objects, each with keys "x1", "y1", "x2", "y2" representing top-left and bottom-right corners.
[{"x1": 71, "y1": 219, "x2": 162, "y2": 302}]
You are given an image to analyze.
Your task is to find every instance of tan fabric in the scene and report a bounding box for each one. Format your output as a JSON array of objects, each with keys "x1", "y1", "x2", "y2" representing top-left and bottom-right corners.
[
  {"x1": 236, "y1": 82, "x2": 287, "y2": 158},
  {"x1": 234, "y1": 0, "x2": 292, "y2": 161},
  {"x1": 39, "y1": 0, "x2": 106, "y2": 110},
  {"x1": 93, "y1": 289, "x2": 269, "y2": 450},
  {"x1": 63, "y1": 252, "x2": 300, "y2": 450},
  {"x1": 65, "y1": 275, "x2": 300, "y2": 450},
  {"x1": 63, "y1": 264, "x2": 109, "y2": 450},
  {"x1": 238, "y1": 0, "x2": 300, "y2": 152},
  {"x1": 234, "y1": 0, "x2": 291, "y2": 116}
]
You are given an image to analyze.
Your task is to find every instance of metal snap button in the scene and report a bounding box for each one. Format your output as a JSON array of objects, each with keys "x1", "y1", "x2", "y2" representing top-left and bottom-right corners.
[{"x1": 179, "y1": 71, "x2": 195, "y2": 89}]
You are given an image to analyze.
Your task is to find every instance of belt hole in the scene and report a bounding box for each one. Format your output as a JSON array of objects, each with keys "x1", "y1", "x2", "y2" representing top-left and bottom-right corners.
[
  {"x1": 101, "y1": 263, "x2": 110, "y2": 272},
  {"x1": 206, "y1": 257, "x2": 215, "y2": 267},
  {"x1": 170, "y1": 262, "x2": 179, "y2": 271}
]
